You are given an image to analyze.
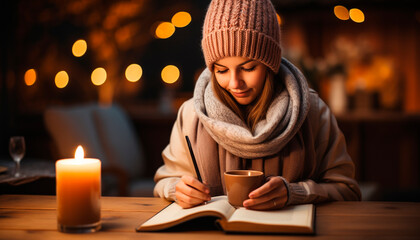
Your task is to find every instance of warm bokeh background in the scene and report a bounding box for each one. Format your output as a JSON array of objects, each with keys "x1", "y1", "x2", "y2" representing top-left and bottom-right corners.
[{"x1": 1, "y1": 0, "x2": 419, "y2": 200}]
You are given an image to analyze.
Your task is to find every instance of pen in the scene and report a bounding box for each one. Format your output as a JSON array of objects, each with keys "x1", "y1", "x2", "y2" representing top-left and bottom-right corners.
[
  {"x1": 185, "y1": 135, "x2": 209, "y2": 205},
  {"x1": 185, "y1": 135, "x2": 202, "y2": 182}
]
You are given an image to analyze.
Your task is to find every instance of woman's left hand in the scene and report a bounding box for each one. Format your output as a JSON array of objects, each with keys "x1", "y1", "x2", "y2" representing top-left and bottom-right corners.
[{"x1": 242, "y1": 176, "x2": 288, "y2": 210}]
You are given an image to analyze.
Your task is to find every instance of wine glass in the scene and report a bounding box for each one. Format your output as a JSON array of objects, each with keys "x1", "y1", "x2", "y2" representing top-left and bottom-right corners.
[{"x1": 9, "y1": 136, "x2": 26, "y2": 177}]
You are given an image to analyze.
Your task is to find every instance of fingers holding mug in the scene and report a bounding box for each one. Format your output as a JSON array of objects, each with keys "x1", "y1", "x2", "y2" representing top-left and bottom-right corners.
[{"x1": 243, "y1": 176, "x2": 288, "y2": 210}]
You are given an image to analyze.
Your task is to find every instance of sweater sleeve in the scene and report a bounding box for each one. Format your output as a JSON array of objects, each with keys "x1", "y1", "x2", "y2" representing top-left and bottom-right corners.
[
  {"x1": 286, "y1": 94, "x2": 362, "y2": 205},
  {"x1": 153, "y1": 99, "x2": 198, "y2": 201}
]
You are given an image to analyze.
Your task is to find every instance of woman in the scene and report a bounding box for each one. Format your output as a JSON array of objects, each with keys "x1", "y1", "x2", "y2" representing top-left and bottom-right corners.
[{"x1": 154, "y1": 0, "x2": 361, "y2": 209}]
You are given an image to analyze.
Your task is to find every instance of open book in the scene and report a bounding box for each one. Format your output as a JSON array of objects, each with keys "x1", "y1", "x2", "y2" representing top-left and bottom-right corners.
[{"x1": 136, "y1": 196, "x2": 314, "y2": 234}]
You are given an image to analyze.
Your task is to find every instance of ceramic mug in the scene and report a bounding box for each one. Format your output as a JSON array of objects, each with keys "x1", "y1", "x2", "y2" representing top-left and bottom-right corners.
[{"x1": 224, "y1": 170, "x2": 264, "y2": 207}]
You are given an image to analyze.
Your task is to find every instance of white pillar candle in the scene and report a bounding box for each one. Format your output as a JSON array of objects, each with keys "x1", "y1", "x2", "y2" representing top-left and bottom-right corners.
[{"x1": 56, "y1": 146, "x2": 101, "y2": 232}]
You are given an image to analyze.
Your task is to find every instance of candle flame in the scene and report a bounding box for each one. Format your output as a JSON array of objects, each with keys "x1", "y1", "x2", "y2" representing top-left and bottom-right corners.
[{"x1": 75, "y1": 145, "x2": 84, "y2": 160}]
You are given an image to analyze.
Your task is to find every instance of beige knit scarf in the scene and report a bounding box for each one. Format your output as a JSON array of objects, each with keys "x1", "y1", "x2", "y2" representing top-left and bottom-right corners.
[
  {"x1": 190, "y1": 58, "x2": 312, "y2": 195},
  {"x1": 193, "y1": 58, "x2": 310, "y2": 159}
]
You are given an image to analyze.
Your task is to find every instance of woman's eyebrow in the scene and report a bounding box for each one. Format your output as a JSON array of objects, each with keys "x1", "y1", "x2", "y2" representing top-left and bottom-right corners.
[
  {"x1": 239, "y1": 59, "x2": 254, "y2": 66},
  {"x1": 214, "y1": 59, "x2": 255, "y2": 68},
  {"x1": 213, "y1": 62, "x2": 227, "y2": 68}
]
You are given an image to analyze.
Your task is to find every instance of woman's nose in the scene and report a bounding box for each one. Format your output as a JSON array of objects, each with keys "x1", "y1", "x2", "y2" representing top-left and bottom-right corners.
[{"x1": 228, "y1": 71, "x2": 243, "y2": 89}]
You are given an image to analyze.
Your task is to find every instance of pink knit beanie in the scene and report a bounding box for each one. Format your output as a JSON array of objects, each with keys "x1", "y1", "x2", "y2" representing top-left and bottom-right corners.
[{"x1": 202, "y1": 0, "x2": 282, "y2": 73}]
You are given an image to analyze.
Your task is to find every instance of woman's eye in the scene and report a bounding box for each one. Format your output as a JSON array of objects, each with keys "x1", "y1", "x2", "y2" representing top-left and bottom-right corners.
[
  {"x1": 216, "y1": 69, "x2": 228, "y2": 74},
  {"x1": 242, "y1": 66, "x2": 256, "y2": 72}
]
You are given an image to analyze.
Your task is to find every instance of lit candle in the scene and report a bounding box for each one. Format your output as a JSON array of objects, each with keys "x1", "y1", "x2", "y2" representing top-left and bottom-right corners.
[{"x1": 56, "y1": 145, "x2": 101, "y2": 233}]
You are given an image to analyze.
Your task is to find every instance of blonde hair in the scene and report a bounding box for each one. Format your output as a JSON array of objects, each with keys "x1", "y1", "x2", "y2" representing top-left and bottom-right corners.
[{"x1": 211, "y1": 69, "x2": 277, "y2": 133}]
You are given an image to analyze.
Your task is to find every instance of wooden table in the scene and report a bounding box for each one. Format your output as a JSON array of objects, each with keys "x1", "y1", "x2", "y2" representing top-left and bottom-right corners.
[{"x1": 0, "y1": 195, "x2": 419, "y2": 239}]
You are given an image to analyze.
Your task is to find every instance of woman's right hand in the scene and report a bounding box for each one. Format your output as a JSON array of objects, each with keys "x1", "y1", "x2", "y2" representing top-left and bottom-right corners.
[{"x1": 175, "y1": 175, "x2": 211, "y2": 208}]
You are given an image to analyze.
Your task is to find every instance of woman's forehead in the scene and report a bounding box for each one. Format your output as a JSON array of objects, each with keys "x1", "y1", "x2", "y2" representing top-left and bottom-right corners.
[{"x1": 214, "y1": 57, "x2": 257, "y2": 67}]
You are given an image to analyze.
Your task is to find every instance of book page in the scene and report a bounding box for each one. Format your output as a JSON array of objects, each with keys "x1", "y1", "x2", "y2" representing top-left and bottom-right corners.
[
  {"x1": 140, "y1": 196, "x2": 235, "y2": 227},
  {"x1": 227, "y1": 204, "x2": 313, "y2": 227}
]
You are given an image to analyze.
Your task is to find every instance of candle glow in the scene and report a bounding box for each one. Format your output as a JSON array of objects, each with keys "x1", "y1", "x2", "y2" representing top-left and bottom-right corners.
[
  {"x1": 75, "y1": 145, "x2": 84, "y2": 161},
  {"x1": 56, "y1": 145, "x2": 101, "y2": 233}
]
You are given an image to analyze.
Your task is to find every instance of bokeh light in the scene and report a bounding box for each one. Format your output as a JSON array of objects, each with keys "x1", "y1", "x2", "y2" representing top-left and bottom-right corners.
[
  {"x1": 155, "y1": 22, "x2": 175, "y2": 39},
  {"x1": 276, "y1": 13, "x2": 282, "y2": 25},
  {"x1": 171, "y1": 11, "x2": 192, "y2": 28},
  {"x1": 334, "y1": 5, "x2": 350, "y2": 20},
  {"x1": 55, "y1": 71, "x2": 69, "y2": 88},
  {"x1": 91, "y1": 67, "x2": 107, "y2": 86},
  {"x1": 349, "y1": 8, "x2": 365, "y2": 23},
  {"x1": 24, "y1": 69, "x2": 36, "y2": 86},
  {"x1": 161, "y1": 65, "x2": 180, "y2": 84},
  {"x1": 125, "y1": 63, "x2": 143, "y2": 82},
  {"x1": 72, "y1": 39, "x2": 87, "y2": 57}
]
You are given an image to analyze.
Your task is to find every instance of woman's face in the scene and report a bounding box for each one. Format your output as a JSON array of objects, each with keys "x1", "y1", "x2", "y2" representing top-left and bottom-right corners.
[{"x1": 214, "y1": 57, "x2": 267, "y2": 105}]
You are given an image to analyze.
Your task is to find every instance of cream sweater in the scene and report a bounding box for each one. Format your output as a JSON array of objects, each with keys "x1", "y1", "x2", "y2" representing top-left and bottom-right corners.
[{"x1": 154, "y1": 94, "x2": 361, "y2": 204}]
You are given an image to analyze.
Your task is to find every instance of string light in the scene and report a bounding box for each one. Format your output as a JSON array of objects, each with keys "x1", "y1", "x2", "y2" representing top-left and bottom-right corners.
[
  {"x1": 72, "y1": 39, "x2": 87, "y2": 57},
  {"x1": 125, "y1": 64, "x2": 143, "y2": 82},
  {"x1": 161, "y1": 65, "x2": 180, "y2": 84},
  {"x1": 349, "y1": 8, "x2": 365, "y2": 23},
  {"x1": 334, "y1": 5, "x2": 350, "y2": 20},
  {"x1": 55, "y1": 71, "x2": 69, "y2": 88},
  {"x1": 155, "y1": 22, "x2": 175, "y2": 39},
  {"x1": 276, "y1": 13, "x2": 282, "y2": 25},
  {"x1": 91, "y1": 67, "x2": 107, "y2": 86},
  {"x1": 171, "y1": 11, "x2": 191, "y2": 28},
  {"x1": 24, "y1": 69, "x2": 36, "y2": 86}
]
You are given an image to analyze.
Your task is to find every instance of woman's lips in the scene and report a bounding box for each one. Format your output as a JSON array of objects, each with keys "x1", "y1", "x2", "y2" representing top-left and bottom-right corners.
[{"x1": 231, "y1": 89, "x2": 250, "y2": 98}]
